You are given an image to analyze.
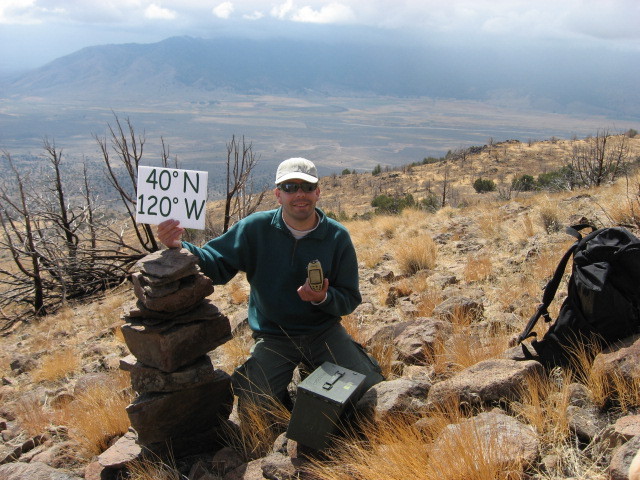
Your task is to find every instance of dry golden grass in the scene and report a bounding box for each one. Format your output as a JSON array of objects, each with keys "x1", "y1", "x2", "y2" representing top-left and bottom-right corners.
[
  {"x1": 357, "y1": 240, "x2": 387, "y2": 269},
  {"x1": 531, "y1": 441, "x2": 608, "y2": 480},
  {"x1": 13, "y1": 392, "x2": 51, "y2": 436},
  {"x1": 343, "y1": 314, "x2": 395, "y2": 379},
  {"x1": 513, "y1": 371, "x2": 571, "y2": 444},
  {"x1": 306, "y1": 406, "x2": 525, "y2": 480},
  {"x1": 226, "y1": 397, "x2": 291, "y2": 461},
  {"x1": 90, "y1": 290, "x2": 130, "y2": 330},
  {"x1": 609, "y1": 373, "x2": 640, "y2": 414},
  {"x1": 56, "y1": 371, "x2": 132, "y2": 456},
  {"x1": 25, "y1": 307, "x2": 77, "y2": 352},
  {"x1": 521, "y1": 213, "x2": 536, "y2": 238},
  {"x1": 228, "y1": 274, "x2": 250, "y2": 305},
  {"x1": 372, "y1": 214, "x2": 402, "y2": 239},
  {"x1": 569, "y1": 340, "x2": 640, "y2": 413},
  {"x1": 113, "y1": 324, "x2": 126, "y2": 344},
  {"x1": 127, "y1": 456, "x2": 182, "y2": 480},
  {"x1": 392, "y1": 232, "x2": 437, "y2": 275},
  {"x1": 446, "y1": 334, "x2": 512, "y2": 373},
  {"x1": 414, "y1": 287, "x2": 444, "y2": 318},
  {"x1": 396, "y1": 272, "x2": 431, "y2": 295},
  {"x1": 463, "y1": 254, "x2": 493, "y2": 283},
  {"x1": 476, "y1": 210, "x2": 503, "y2": 240},
  {"x1": 422, "y1": 307, "x2": 512, "y2": 374},
  {"x1": 538, "y1": 196, "x2": 563, "y2": 233},
  {"x1": 218, "y1": 329, "x2": 253, "y2": 374},
  {"x1": 344, "y1": 219, "x2": 388, "y2": 269},
  {"x1": 31, "y1": 347, "x2": 80, "y2": 383},
  {"x1": 606, "y1": 198, "x2": 639, "y2": 226}
]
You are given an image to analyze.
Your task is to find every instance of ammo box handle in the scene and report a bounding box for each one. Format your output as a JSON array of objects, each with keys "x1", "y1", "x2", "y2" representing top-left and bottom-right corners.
[{"x1": 323, "y1": 371, "x2": 345, "y2": 390}]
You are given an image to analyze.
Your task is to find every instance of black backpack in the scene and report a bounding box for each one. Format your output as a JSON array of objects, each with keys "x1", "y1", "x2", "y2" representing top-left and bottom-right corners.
[{"x1": 517, "y1": 224, "x2": 640, "y2": 367}]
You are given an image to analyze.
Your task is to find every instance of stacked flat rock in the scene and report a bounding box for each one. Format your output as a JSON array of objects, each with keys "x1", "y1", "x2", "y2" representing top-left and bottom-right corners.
[{"x1": 120, "y1": 248, "x2": 233, "y2": 457}]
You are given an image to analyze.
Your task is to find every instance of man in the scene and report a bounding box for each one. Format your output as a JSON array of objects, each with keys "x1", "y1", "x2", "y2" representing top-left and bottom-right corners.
[{"x1": 157, "y1": 157, "x2": 383, "y2": 411}]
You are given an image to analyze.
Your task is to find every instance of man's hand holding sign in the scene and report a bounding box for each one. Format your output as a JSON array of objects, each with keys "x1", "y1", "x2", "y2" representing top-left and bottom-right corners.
[{"x1": 136, "y1": 166, "x2": 208, "y2": 236}]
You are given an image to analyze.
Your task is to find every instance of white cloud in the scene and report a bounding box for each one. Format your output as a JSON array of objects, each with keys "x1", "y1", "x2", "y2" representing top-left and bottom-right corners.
[
  {"x1": 243, "y1": 10, "x2": 264, "y2": 20},
  {"x1": 144, "y1": 4, "x2": 177, "y2": 20},
  {"x1": 213, "y1": 2, "x2": 234, "y2": 19},
  {"x1": 271, "y1": 0, "x2": 294, "y2": 20},
  {"x1": 291, "y1": 2, "x2": 354, "y2": 24},
  {"x1": 0, "y1": 0, "x2": 51, "y2": 25}
]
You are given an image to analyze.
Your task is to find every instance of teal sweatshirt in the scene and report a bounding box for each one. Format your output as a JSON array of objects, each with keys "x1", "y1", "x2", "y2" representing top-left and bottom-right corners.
[{"x1": 181, "y1": 207, "x2": 362, "y2": 335}]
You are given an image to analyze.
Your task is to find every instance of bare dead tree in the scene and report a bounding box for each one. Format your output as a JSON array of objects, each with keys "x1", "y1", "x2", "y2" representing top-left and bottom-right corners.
[
  {"x1": 0, "y1": 151, "x2": 47, "y2": 318},
  {"x1": 223, "y1": 135, "x2": 266, "y2": 233},
  {"x1": 95, "y1": 113, "x2": 178, "y2": 253},
  {"x1": 570, "y1": 130, "x2": 630, "y2": 187},
  {"x1": 441, "y1": 165, "x2": 451, "y2": 208},
  {"x1": 0, "y1": 138, "x2": 148, "y2": 325}
]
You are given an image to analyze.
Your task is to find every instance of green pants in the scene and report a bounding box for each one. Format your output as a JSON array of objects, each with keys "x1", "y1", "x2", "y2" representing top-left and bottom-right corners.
[{"x1": 231, "y1": 322, "x2": 384, "y2": 409}]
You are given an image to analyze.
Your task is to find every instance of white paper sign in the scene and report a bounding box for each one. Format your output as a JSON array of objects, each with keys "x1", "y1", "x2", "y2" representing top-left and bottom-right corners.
[{"x1": 136, "y1": 166, "x2": 208, "y2": 230}]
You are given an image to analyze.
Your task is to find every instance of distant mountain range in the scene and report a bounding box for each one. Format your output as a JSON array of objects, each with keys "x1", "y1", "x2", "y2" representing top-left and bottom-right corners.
[{"x1": 3, "y1": 35, "x2": 639, "y2": 119}]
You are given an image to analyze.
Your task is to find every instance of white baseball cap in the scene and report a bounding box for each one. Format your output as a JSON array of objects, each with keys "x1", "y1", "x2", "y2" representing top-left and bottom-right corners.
[{"x1": 275, "y1": 158, "x2": 318, "y2": 184}]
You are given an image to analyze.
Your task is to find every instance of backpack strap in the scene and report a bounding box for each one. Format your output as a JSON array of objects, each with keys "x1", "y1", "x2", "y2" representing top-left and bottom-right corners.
[
  {"x1": 516, "y1": 224, "x2": 593, "y2": 345},
  {"x1": 565, "y1": 223, "x2": 596, "y2": 240}
]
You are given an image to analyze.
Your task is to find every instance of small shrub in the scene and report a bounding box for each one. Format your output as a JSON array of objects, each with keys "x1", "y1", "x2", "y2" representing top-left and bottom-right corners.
[
  {"x1": 473, "y1": 178, "x2": 496, "y2": 193},
  {"x1": 371, "y1": 194, "x2": 415, "y2": 215},
  {"x1": 420, "y1": 193, "x2": 440, "y2": 212},
  {"x1": 537, "y1": 165, "x2": 575, "y2": 191},
  {"x1": 372, "y1": 164, "x2": 382, "y2": 176},
  {"x1": 511, "y1": 174, "x2": 537, "y2": 192},
  {"x1": 423, "y1": 156, "x2": 440, "y2": 165}
]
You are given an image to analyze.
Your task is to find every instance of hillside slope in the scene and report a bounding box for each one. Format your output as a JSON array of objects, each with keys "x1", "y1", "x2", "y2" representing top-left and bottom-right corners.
[{"x1": 1, "y1": 135, "x2": 640, "y2": 478}]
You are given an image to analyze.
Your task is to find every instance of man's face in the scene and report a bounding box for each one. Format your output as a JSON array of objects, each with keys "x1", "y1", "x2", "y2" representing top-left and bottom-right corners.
[{"x1": 275, "y1": 180, "x2": 320, "y2": 225}]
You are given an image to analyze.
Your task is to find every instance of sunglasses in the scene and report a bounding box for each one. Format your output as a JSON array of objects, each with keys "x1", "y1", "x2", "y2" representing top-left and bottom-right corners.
[{"x1": 277, "y1": 182, "x2": 318, "y2": 193}]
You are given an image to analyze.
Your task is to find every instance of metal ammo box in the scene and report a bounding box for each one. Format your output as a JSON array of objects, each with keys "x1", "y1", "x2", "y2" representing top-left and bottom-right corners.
[{"x1": 286, "y1": 361, "x2": 367, "y2": 450}]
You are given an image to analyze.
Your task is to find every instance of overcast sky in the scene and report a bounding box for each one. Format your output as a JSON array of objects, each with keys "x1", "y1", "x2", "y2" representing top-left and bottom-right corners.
[{"x1": 1, "y1": 0, "x2": 639, "y2": 73}]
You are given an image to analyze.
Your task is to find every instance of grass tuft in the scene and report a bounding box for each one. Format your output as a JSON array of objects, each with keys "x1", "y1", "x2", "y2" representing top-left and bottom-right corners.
[
  {"x1": 57, "y1": 371, "x2": 132, "y2": 456},
  {"x1": 393, "y1": 232, "x2": 437, "y2": 275},
  {"x1": 306, "y1": 405, "x2": 525, "y2": 480},
  {"x1": 224, "y1": 397, "x2": 291, "y2": 462},
  {"x1": 32, "y1": 347, "x2": 80, "y2": 383},
  {"x1": 13, "y1": 392, "x2": 51, "y2": 436},
  {"x1": 463, "y1": 254, "x2": 493, "y2": 283}
]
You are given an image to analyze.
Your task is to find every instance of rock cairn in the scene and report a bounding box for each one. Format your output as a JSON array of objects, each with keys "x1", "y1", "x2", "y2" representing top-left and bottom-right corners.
[{"x1": 119, "y1": 248, "x2": 233, "y2": 458}]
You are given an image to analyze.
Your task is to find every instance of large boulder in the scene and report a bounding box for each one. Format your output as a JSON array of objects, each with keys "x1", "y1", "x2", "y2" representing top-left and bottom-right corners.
[
  {"x1": 426, "y1": 358, "x2": 544, "y2": 409},
  {"x1": 356, "y1": 377, "x2": 431, "y2": 422},
  {"x1": 431, "y1": 409, "x2": 539, "y2": 473}
]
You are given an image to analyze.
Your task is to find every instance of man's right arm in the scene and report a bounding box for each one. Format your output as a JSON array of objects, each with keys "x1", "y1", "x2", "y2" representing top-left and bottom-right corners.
[{"x1": 157, "y1": 219, "x2": 184, "y2": 249}]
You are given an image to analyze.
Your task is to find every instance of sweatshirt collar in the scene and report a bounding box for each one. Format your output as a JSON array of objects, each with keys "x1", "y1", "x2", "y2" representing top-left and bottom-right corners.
[{"x1": 273, "y1": 207, "x2": 327, "y2": 239}]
